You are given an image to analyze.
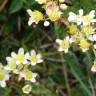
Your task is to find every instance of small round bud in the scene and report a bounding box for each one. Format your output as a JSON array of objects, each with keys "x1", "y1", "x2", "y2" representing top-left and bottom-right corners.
[
  {"x1": 59, "y1": 0, "x2": 65, "y2": 3},
  {"x1": 44, "y1": 21, "x2": 50, "y2": 27},
  {"x1": 60, "y1": 4, "x2": 68, "y2": 10}
]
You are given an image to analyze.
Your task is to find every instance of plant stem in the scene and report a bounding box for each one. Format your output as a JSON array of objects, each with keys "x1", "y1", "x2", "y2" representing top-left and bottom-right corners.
[
  {"x1": 0, "y1": 0, "x2": 9, "y2": 12},
  {"x1": 60, "y1": 52, "x2": 71, "y2": 96}
]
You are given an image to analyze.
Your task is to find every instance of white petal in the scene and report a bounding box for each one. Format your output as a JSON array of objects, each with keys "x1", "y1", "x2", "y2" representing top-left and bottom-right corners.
[
  {"x1": 64, "y1": 49, "x2": 68, "y2": 53},
  {"x1": 6, "y1": 57, "x2": 11, "y2": 62},
  {"x1": 23, "y1": 61, "x2": 28, "y2": 65},
  {"x1": 16, "y1": 61, "x2": 20, "y2": 65},
  {"x1": 69, "y1": 38, "x2": 74, "y2": 43},
  {"x1": 31, "y1": 50, "x2": 36, "y2": 56},
  {"x1": 82, "y1": 48, "x2": 88, "y2": 52},
  {"x1": 11, "y1": 52, "x2": 17, "y2": 58},
  {"x1": 5, "y1": 74, "x2": 9, "y2": 80},
  {"x1": 31, "y1": 62, "x2": 37, "y2": 66},
  {"x1": 37, "y1": 54, "x2": 42, "y2": 59},
  {"x1": 0, "y1": 81, "x2": 6, "y2": 87},
  {"x1": 33, "y1": 73, "x2": 37, "y2": 77},
  {"x1": 93, "y1": 34, "x2": 96, "y2": 41},
  {"x1": 13, "y1": 70, "x2": 19, "y2": 74},
  {"x1": 37, "y1": 54, "x2": 43, "y2": 63},
  {"x1": 18, "y1": 48, "x2": 24, "y2": 55},
  {"x1": 94, "y1": 44, "x2": 96, "y2": 49},
  {"x1": 65, "y1": 36, "x2": 69, "y2": 40},
  {"x1": 83, "y1": 22, "x2": 88, "y2": 26},
  {"x1": 31, "y1": 78, "x2": 36, "y2": 82},
  {"x1": 58, "y1": 47, "x2": 64, "y2": 52},
  {"x1": 92, "y1": 19, "x2": 96, "y2": 22},
  {"x1": 79, "y1": 9, "x2": 83, "y2": 16},
  {"x1": 4, "y1": 66, "x2": 10, "y2": 70},
  {"x1": 89, "y1": 10, "x2": 95, "y2": 18},
  {"x1": 77, "y1": 17, "x2": 83, "y2": 25},
  {"x1": 28, "y1": 17, "x2": 35, "y2": 26},
  {"x1": 56, "y1": 39, "x2": 62, "y2": 44},
  {"x1": 68, "y1": 12, "x2": 76, "y2": 22},
  {"x1": 87, "y1": 35, "x2": 94, "y2": 41},
  {"x1": 91, "y1": 64, "x2": 96, "y2": 72},
  {"x1": 25, "y1": 52, "x2": 30, "y2": 59},
  {"x1": 27, "y1": 9, "x2": 33, "y2": 16},
  {"x1": 46, "y1": 9, "x2": 52, "y2": 15}
]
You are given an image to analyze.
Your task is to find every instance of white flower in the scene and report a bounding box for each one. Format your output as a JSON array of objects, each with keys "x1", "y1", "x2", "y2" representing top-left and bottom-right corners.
[
  {"x1": 29, "y1": 50, "x2": 43, "y2": 66},
  {"x1": 82, "y1": 10, "x2": 95, "y2": 26},
  {"x1": 27, "y1": 9, "x2": 35, "y2": 26},
  {"x1": 46, "y1": 6, "x2": 62, "y2": 21},
  {"x1": 5, "y1": 56, "x2": 17, "y2": 72},
  {"x1": 21, "y1": 71, "x2": 37, "y2": 82},
  {"x1": 27, "y1": 9, "x2": 43, "y2": 25},
  {"x1": 68, "y1": 9, "x2": 96, "y2": 26},
  {"x1": 68, "y1": 9, "x2": 83, "y2": 25},
  {"x1": 56, "y1": 36, "x2": 73, "y2": 53},
  {"x1": 10, "y1": 48, "x2": 29, "y2": 65},
  {"x1": 68, "y1": 12, "x2": 77, "y2": 22},
  {"x1": 79, "y1": 38, "x2": 90, "y2": 52},
  {"x1": 0, "y1": 70, "x2": 10, "y2": 87}
]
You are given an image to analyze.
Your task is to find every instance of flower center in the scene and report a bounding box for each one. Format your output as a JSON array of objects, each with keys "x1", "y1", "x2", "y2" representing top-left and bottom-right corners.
[
  {"x1": 83, "y1": 26, "x2": 93, "y2": 35},
  {"x1": 49, "y1": 11, "x2": 60, "y2": 21},
  {"x1": 0, "y1": 74, "x2": 4, "y2": 80},
  {"x1": 31, "y1": 56, "x2": 38, "y2": 62},
  {"x1": 17, "y1": 55, "x2": 25, "y2": 62},
  {"x1": 83, "y1": 15, "x2": 91, "y2": 23},
  {"x1": 69, "y1": 25, "x2": 78, "y2": 34},
  {"x1": 34, "y1": 11, "x2": 43, "y2": 22},
  {"x1": 26, "y1": 71, "x2": 33, "y2": 80},
  {"x1": 61, "y1": 40, "x2": 70, "y2": 49},
  {"x1": 80, "y1": 39, "x2": 90, "y2": 49}
]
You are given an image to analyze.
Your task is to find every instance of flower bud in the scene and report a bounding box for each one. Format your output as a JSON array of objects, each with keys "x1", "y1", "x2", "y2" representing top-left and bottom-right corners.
[
  {"x1": 44, "y1": 21, "x2": 50, "y2": 27},
  {"x1": 59, "y1": 0, "x2": 65, "y2": 3},
  {"x1": 22, "y1": 84, "x2": 32, "y2": 94},
  {"x1": 60, "y1": 4, "x2": 68, "y2": 11}
]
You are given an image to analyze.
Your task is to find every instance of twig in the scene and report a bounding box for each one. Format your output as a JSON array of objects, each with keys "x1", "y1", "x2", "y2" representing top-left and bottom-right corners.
[
  {"x1": 0, "y1": 0, "x2": 9, "y2": 12},
  {"x1": 45, "y1": 57, "x2": 65, "y2": 63},
  {"x1": 60, "y1": 53, "x2": 71, "y2": 96}
]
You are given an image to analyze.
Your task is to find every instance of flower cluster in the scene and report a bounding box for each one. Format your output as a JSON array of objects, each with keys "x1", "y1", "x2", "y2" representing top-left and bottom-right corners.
[
  {"x1": 56, "y1": 9, "x2": 96, "y2": 72},
  {"x1": 56, "y1": 9, "x2": 96, "y2": 53},
  {"x1": 0, "y1": 48, "x2": 43, "y2": 93},
  {"x1": 27, "y1": 0, "x2": 68, "y2": 26}
]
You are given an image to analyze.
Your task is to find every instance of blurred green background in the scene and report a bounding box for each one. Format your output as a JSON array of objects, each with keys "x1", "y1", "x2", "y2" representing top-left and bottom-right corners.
[{"x1": 0, "y1": 0, "x2": 96, "y2": 96}]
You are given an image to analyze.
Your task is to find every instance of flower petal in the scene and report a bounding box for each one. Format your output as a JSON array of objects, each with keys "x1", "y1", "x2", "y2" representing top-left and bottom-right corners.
[
  {"x1": 18, "y1": 48, "x2": 24, "y2": 55},
  {"x1": 31, "y1": 50, "x2": 36, "y2": 56},
  {"x1": 0, "y1": 81, "x2": 6, "y2": 87}
]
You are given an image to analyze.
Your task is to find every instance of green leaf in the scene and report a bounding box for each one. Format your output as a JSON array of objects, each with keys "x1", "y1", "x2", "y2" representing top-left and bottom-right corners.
[
  {"x1": 9, "y1": 0, "x2": 23, "y2": 13},
  {"x1": 64, "y1": 53, "x2": 92, "y2": 96}
]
